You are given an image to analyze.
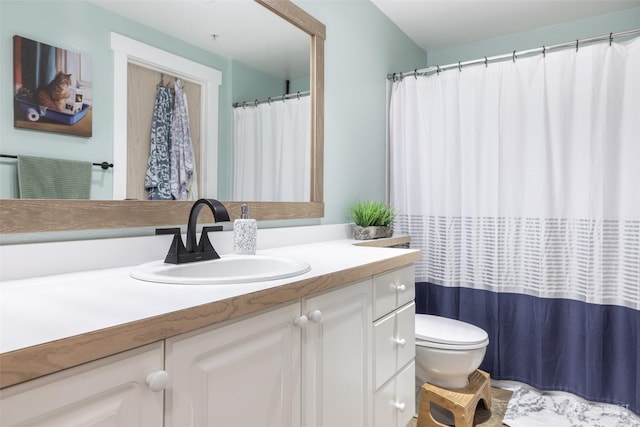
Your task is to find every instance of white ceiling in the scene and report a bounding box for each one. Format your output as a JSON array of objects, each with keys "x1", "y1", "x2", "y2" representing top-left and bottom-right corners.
[
  {"x1": 90, "y1": 0, "x2": 310, "y2": 80},
  {"x1": 371, "y1": 0, "x2": 640, "y2": 52}
]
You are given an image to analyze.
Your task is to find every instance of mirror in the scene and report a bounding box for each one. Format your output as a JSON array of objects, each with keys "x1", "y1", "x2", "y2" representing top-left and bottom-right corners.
[{"x1": 0, "y1": 0, "x2": 325, "y2": 234}]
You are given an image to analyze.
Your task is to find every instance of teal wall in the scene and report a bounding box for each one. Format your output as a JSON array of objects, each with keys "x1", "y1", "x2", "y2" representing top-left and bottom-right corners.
[
  {"x1": 294, "y1": 0, "x2": 426, "y2": 224},
  {"x1": 427, "y1": 7, "x2": 640, "y2": 66}
]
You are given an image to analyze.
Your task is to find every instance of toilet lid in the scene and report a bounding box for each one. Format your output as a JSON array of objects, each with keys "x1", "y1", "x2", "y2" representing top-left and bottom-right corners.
[{"x1": 415, "y1": 314, "x2": 488, "y2": 345}]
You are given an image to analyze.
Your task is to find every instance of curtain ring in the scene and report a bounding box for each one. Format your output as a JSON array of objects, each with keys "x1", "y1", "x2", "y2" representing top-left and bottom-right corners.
[
  {"x1": 297, "y1": 91, "x2": 301, "y2": 100},
  {"x1": 267, "y1": 96, "x2": 272, "y2": 105},
  {"x1": 242, "y1": 101, "x2": 247, "y2": 109},
  {"x1": 542, "y1": 46, "x2": 546, "y2": 58},
  {"x1": 436, "y1": 65, "x2": 441, "y2": 75},
  {"x1": 282, "y1": 94, "x2": 286, "y2": 102},
  {"x1": 484, "y1": 56, "x2": 488, "y2": 68},
  {"x1": 458, "y1": 61, "x2": 462, "y2": 72},
  {"x1": 414, "y1": 69, "x2": 418, "y2": 79},
  {"x1": 609, "y1": 32, "x2": 613, "y2": 46},
  {"x1": 254, "y1": 99, "x2": 259, "y2": 107},
  {"x1": 576, "y1": 39, "x2": 579, "y2": 52},
  {"x1": 512, "y1": 50, "x2": 517, "y2": 62}
]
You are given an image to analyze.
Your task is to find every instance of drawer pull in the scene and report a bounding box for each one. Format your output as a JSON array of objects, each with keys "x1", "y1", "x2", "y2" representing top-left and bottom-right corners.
[
  {"x1": 392, "y1": 337, "x2": 407, "y2": 347},
  {"x1": 293, "y1": 315, "x2": 309, "y2": 328},
  {"x1": 390, "y1": 283, "x2": 407, "y2": 293},
  {"x1": 393, "y1": 401, "x2": 406, "y2": 411},
  {"x1": 308, "y1": 309, "x2": 322, "y2": 323},
  {"x1": 146, "y1": 370, "x2": 169, "y2": 392}
]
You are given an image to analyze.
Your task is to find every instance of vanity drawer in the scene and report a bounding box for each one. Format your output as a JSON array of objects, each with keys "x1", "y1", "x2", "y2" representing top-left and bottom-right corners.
[
  {"x1": 373, "y1": 266, "x2": 415, "y2": 320},
  {"x1": 374, "y1": 301, "x2": 415, "y2": 390},
  {"x1": 374, "y1": 360, "x2": 415, "y2": 427}
]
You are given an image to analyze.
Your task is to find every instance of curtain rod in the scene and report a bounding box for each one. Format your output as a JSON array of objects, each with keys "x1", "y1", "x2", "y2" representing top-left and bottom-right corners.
[
  {"x1": 387, "y1": 28, "x2": 640, "y2": 80},
  {"x1": 0, "y1": 154, "x2": 113, "y2": 170},
  {"x1": 233, "y1": 90, "x2": 310, "y2": 108}
]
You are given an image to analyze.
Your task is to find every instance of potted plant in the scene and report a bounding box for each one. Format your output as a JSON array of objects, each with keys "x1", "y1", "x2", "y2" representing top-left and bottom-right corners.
[{"x1": 350, "y1": 201, "x2": 395, "y2": 240}]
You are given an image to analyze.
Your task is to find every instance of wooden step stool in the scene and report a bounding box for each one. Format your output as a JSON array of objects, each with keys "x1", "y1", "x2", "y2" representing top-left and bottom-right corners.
[{"x1": 417, "y1": 369, "x2": 491, "y2": 427}]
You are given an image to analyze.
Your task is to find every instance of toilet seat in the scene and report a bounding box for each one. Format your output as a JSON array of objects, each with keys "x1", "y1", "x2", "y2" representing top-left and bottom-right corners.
[{"x1": 415, "y1": 314, "x2": 489, "y2": 350}]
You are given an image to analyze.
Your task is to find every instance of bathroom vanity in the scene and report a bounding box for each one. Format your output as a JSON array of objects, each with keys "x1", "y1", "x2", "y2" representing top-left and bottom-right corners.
[{"x1": 0, "y1": 231, "x2": 419, "y2": 427}]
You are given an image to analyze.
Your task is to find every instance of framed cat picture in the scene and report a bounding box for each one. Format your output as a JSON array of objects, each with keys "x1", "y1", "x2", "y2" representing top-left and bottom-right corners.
[{"x1": 13, "y1": 35, "x2": 93, "y2": 137}]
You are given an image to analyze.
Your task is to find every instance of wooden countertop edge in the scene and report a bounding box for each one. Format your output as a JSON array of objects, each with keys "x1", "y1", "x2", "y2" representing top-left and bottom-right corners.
[
  {"x1": 353, "y1": 235, "x2": 410, "y2": 248},
  {"x1": 0, "y1": 250, "x2": 420, "y2": 389}
]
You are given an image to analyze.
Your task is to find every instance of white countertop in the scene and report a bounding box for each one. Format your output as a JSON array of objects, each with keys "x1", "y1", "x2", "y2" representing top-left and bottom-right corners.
[{"x1": 1, "y1": 239, "x2": 417, "y2": 354}]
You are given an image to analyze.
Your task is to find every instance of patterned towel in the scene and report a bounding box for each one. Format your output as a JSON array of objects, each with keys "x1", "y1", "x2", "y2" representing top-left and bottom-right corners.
[
  {"x1": 145, "y1": 85, "x2": 173, "y2": 200},
  {"x1": 503, "y1": 386, "x2": 640, "y2": 427}
]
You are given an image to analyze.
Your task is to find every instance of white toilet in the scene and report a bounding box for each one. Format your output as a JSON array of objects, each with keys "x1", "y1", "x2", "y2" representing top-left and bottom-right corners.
[{"x1": 415, "y1": 314, "x2": 489, "y2": 389}]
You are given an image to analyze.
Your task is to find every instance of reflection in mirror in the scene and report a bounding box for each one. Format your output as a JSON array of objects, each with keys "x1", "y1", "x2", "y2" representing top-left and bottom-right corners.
[
  {"x1": 0, "y1": 0, "x2": 325, "y2": 234},
  {"x1": 2, "y1": 0, "x2": 310, "y2": 202}
]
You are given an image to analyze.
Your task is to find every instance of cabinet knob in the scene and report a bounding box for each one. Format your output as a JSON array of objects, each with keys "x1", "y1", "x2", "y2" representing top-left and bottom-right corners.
[
  {"x1": 146, "y1": 370, "x2": 169, "y2": 392},
  {"x1": 308, "y1": 310, "x2": 322, "y2": 323},
  {"x1": 390, "y1": 283, "x2": 407, "y2": 293},
  {"x1": 393, "y1": 401, "x2": 406, "y2": 411},
  {"x1": 392, "y1": 337, "x2": 407, "y2": 347},
  {"x1": 293, "y1": 315, "x2": 309, "y2": 328}
]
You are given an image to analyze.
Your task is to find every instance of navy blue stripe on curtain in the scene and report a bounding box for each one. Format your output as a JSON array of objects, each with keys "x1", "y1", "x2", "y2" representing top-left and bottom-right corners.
[{"x1": 416, "y1": 282, "x2": 639, "y2": 414}]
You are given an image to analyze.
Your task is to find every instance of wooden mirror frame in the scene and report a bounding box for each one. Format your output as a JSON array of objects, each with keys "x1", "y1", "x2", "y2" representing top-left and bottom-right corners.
[{"x1": 0, "y1": 0, "x2": 325, "y2": 234}]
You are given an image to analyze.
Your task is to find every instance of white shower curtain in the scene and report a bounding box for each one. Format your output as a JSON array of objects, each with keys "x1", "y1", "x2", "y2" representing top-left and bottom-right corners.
[
  {"x1": 390, "y1": 36, "x2": 640, "y2": 412},
  {"x1": 233, "y1": 96, "x2": 310, "y2": 201}
]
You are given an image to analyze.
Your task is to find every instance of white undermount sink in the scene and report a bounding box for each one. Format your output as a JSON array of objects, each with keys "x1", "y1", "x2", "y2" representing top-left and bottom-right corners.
[{"x1": 130, "y1": 254, "x2": 311, "y2": 285}]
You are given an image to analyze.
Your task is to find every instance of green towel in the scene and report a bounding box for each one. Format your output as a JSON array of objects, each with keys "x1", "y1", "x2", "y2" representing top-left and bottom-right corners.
[{"x1": 17, "y1": 155, "x2": 92, "y2": 199}]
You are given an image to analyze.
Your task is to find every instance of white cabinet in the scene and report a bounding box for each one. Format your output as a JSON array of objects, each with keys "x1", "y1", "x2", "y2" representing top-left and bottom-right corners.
[
  {"x1": 372, "y1": 266, "x2": 416, "y2": 427},
  {"x1": 0, "y1": 342, "x2": 165, "y2": 427},
  {"x1": 303, "y1": 279, "x2": 372, "y2": 427},
  {"x1": 165, "y1": 279, "x2": 372, "y2": 427},
  {"x1": 0, "y1": 264, "x2": 413, "y2": 427},
  {"x1": 165, "y1": 302, "x2": 302, "y2": 427}
]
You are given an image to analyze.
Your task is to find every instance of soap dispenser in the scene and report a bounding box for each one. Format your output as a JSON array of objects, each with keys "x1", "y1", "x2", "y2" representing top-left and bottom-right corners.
[{"x1": 233, "y1": 204, "x2": 257, "y2": 255}]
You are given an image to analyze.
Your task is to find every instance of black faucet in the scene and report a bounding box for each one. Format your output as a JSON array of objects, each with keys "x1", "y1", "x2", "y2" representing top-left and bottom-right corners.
[{"x1": 156, "y1": 199, "x2": 231, "y2": 264}]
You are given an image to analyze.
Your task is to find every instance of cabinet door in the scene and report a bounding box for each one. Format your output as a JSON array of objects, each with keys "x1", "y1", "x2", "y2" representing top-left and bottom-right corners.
[
  {"x1": 165, "y1": 302, "x2": 302, "y2": 427},
  {"x1": 303, "y1": 279, "x2": 372, "y2": 427},
  {"x1": 0, "y1": 342, "x2": 164, "y2": 427}
]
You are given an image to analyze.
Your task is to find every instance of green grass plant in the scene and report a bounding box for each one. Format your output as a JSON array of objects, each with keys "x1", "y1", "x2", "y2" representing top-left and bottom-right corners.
[{"x1": 350, "y1": 201, "x2": 396, "y2": 227}]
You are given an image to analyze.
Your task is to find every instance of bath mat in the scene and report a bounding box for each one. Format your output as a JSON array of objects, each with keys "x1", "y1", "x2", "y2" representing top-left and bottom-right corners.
[{"x1": 503, "y1": 386, "x2": 640, "y2": 427}]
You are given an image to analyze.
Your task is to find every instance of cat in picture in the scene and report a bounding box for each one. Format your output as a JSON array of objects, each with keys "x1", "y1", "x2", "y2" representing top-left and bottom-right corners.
[{"x1": 35, "y1": 71, "x2": 72, "y2": 111}]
